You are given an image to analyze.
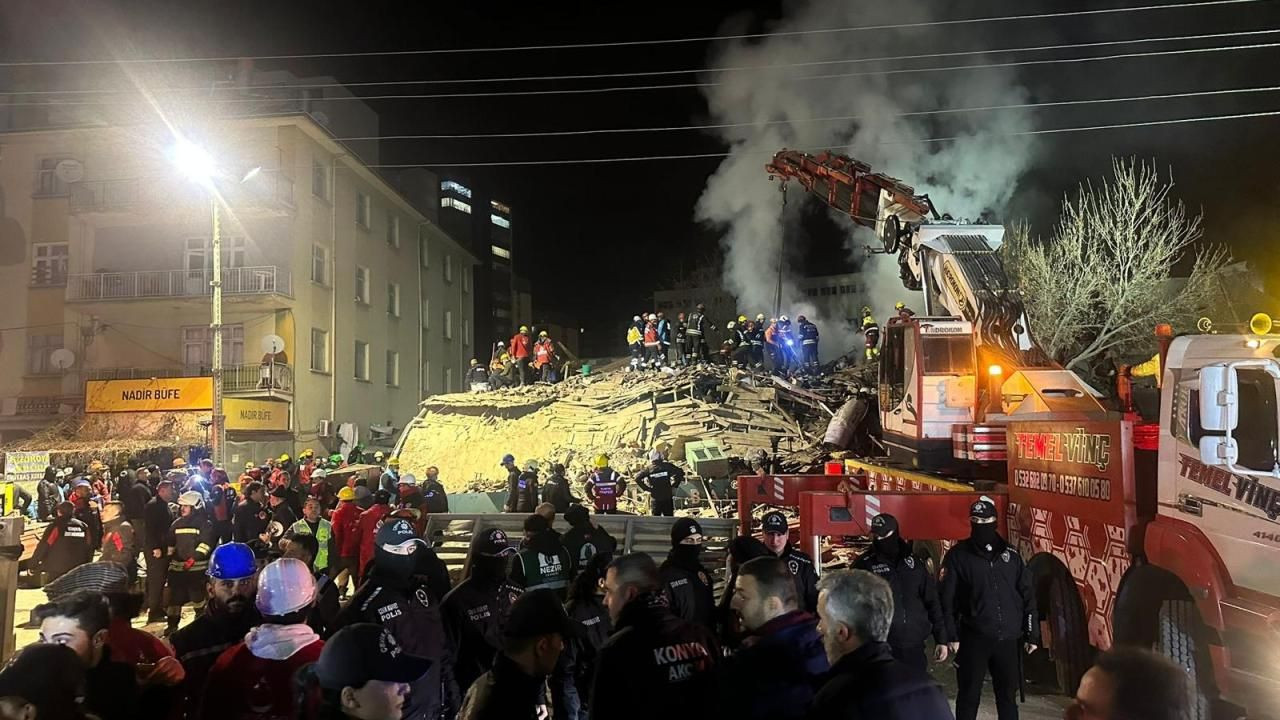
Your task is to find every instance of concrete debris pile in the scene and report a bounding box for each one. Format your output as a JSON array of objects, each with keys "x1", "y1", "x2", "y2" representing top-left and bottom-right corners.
[{"x1": 395, "y1": 364, "x2": 839, "y2": 500}]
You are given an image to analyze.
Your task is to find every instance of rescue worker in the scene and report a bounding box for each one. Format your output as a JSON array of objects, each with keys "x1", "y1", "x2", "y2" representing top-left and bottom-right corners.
[
  {"x1": 397, "y1": 473, "x2": 425, "y2": 513},
  {"x1": 659, "y1": 517, "x2": 716, "y2": 630},
  {"x1": 534, "y1": 331, "x2": 558, "y2": 382},
  {"x1": 510, "y1": 325, "x2": 533, "y2": 386},
  {"x1": 467, "y1": 358, "x2": 491, "y2": 390},
  {"x1": 70, "y1": 477, "x2": 103, "y2": 550},
  {"x1": 896, "y1": 301, "x2": 916, "y2": 320},
  {"x1": 656, "y1": 311, "x2": 671, "y2": 366},
  {"x1": 202, "y1": 558, "x2": 324, "y2": 720},
  {"x1": 686, "y1": 303, "x2": 711, "y2": 364},
  {"x1": 853, "y1": 513, "x2": 948, "y2": 672},
  {"x1": 165, "y1": 491, "x2": 217, "y2": 636},
  {"x1": 725, "y1": 321, "x2": 749, "y2": 367},
  {"x1": 764, "y1": 317, "x2": 781, "y2": 371},
  {"x1": 675, "y1": 312, "x2": 688, "y2": 367},
  {"x1": 633, "y1": 449, "x2": 685, "y2": 516},
  {"x1": 503, "y1": 455, "x2": 538, "y2": 513},
  {"x1": 861, "y1": 306, "x2": 880, "y2": 362},
  {"x1": 355, "y1": 489, "x2": 393, "y2": 582},
  {"x1": 266, "y1": 484, "x2": 298, "y2": 553},
  {"x1": 941, "y1": 498, "x2": 1038, "y2": 720},
  {"x1": 458, "y1": 589, "x2": 574, "y2": 720},
  {"x1": 748, "y1": 316, "x2": 766, "y2": 367},
  {"x1": 232, "y1": 481, "x2": 271, "y2": 557},
  {"x1": 170, "y1": 542, "x2": 261, "y2": 706},
  {"x1": 774, "y1": 315, "x2": 796, "y2": 372},
  {"x1": 207, "y1": 468, "x2": 236, "y2": 544},
  {"x1": 541, "y1": 462, "x2": 580, "y2": 513},
  {"x1": 330, "y1": 485, "x2": 362, "y2": 596},
  {"x1": 379, "y1": 456, "x2": 400, "y2": 493},
  {"x1": 797, "y1": 315, "x2": 820, "y2": 369},
  {"x1": 143, "y1": 478, "x2": 177, "y2": 622},
  {"x1": 591, "y1": 553, "x2": 721, "y2": 719},
  {"x1": 97, "y1": 501, "x2": 137, "y2": 575},
  {"x1": 642, "y1": 315, "x2": 662, "y2": 368},
  {"x1": 511, "y1": 513, "x2": 572, "y2": 596},
  {"x1": 32, "y1": 501, "x2": 91, "y2": 585},
  {"x1": 422, "y1": 466, "x2": 450, "y2": 514},
  {"x1": 562, "y1": 504, "x2": 618, "y2": 573},
  {"x1": 717, "y1": 556, "x2": 828, "y2": 720},
  {"x1": 583, "y1": 454, "x2": 625, "y2": 514},
  {"x1": 759, "y1": 510, "x2": 820, "y2": 613},
  {"x1": 335, "y1": 518, "x2": 459, "y2": 719},
  {"x1": 284, "y1": 533, "x2": 341, "y2": 639},
  {"x1": 283, "y1": 496, "x2": 335, "y2": 575},
  {"x1": 626, "y1": 319, "x2": 643, "y2": 371},
  {"x1": 442, "y1": 527, "x2": 522, "y2": 692}
]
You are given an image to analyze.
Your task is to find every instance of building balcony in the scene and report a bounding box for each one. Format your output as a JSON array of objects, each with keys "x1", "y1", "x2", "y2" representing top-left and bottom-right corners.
[
  {"x1": 66, "y1": 266, "x2": 292, "y2": 303},
  {"x1": 85, "y1": 363, "x2": 295, "y2": 397},
  {"x1": 68, "y1": 170, "x2": 295, "y2": 217}
]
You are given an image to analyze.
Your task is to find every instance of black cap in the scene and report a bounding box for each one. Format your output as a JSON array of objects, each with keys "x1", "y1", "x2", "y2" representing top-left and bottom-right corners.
[
  {"x1": 376, "y1": 518, "x2": 423, "y2": 553},
  {"x1": 671, "y1": 517, "x2": 705, "y2": 546},
  {"x1": 504, "y1": 589, "x2": 577, "y2": 639},
  {"x1": 523, "y1": 514, "x2": 550, "y2": 533},
  {"x1": 564, "y1": 504, "x2": 589, "y2": 527},
  {"x1": 969, "y1": 497, "x2": 997, "y2": 523},
  {"x1": 473, "y1": 527, "x2": 515, "y2": 558},
  {"x1": 316, "y1": 624, "x2": 432, "y2": 689},
  {"x1": 0, "y1": 643, "x2": 86, "y2": 712},
  {"x1": 269, "y1": 485, "x2": 292, "y2": 499},
  {"x1": 760, "y1": 511, "x2": 788, "y2": 535},
  {"x1": 373, "y1": 489, "x2": 392, "y2": 505},
  {"x1": 870, "y1": 513, "x2": 899, "y2": 539}
]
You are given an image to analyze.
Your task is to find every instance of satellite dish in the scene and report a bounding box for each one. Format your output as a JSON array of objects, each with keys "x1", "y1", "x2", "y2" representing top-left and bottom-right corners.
[
  {"x1": 54, "y1": 159, "x2": 85, "y2": 184},
  {"x1": 50, "y1": 348, "x2": 76, "y2": 370},
  {"x1": 261, "y1": 334, "x2": 285, "y2": 354}
]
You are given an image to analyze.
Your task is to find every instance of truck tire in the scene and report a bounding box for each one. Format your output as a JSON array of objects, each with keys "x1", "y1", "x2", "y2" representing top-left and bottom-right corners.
[
  {"x1": 1157, "y1": 599, "x2": 1211, "y2": 720},
  {"x1": 1048, "y1": 573, "x2": 1091, "y2": 695}
]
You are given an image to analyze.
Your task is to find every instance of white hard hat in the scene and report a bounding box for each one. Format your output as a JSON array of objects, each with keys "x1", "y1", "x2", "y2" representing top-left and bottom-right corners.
[
  {"x1": 398, "y1": 473, "x2": 418, "y2": 487},
  {"x1": 177, "y1": 491, "x2": 204, "y2": 508},
  {"x1": 780, "y1": 315, "x2": 790, "y2": 323},
  {"x1": 649, "y1": 449, "x2": 663, "y2": 462},
  {"x1": 256, "y1": 558, "x2": 317, "y2": 616},
  {"x1": 524, "y1": 459, "x2": 539, "y2": 471},
  {"x1": 727, "y1": 321, "x2": 736, "y2": 329},
  {"x1": 633, "y1": 315, "x2": 641, "y2": 322},
  {"x1": 648, "y1": 314, "x2": 657, "y2": 321}
]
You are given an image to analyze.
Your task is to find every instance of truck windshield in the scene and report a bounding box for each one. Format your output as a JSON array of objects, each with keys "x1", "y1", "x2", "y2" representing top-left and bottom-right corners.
[
  {"x1": 922, "y1": 336, "x2": 974, "y2": 375},
  {"x1": 1233, "y1": 368, "x2": 1280, "y2": 471}
]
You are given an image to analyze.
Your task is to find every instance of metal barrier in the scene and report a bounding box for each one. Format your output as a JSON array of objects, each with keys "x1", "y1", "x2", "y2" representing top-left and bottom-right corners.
[{"x1": 422, "y1": 513, "x2": 737, "y2": 594}]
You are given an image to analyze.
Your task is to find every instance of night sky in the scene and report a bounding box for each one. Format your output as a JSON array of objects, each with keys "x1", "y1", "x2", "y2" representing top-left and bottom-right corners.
[{"x1": 4, "y1": 0, "x2": 1279, "y2": 354}]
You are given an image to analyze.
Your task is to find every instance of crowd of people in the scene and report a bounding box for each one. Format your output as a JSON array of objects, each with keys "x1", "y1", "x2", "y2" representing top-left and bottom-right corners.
[
  {"x1": 621, "y1": 304, "x2": 824, "y2": 375},
  {"x1": 6, "y1": 453, "x2": 1195, "y2": 720},
  {"x1": 471, "y1": 326, "x2": 564, "y2": 391}
]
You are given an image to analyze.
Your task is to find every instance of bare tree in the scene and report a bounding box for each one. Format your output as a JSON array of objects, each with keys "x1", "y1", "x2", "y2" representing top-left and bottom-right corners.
[{"x1": 1005, "y1": 158, "x2": 1229, "y2": 373}]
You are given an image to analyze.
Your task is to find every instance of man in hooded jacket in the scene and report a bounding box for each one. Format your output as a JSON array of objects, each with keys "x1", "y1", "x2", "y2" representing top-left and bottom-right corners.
[
  {"x1": 442, "y1": 527, "x2": 523, "y2": 692},
  {"x1": 659, "y1": 518, "x2": 716, "y2": 630}
]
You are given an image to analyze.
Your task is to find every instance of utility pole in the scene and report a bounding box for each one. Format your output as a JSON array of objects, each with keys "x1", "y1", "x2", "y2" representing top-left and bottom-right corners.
[
  {"x1": 774, "y1": 183, "x2": 787, "y2": 319},
  {"x1": 210, "y1": 198, "x2": 225, "y2": 465}
]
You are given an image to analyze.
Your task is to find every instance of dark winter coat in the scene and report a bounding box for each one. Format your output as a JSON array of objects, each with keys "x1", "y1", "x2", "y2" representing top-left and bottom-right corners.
[
  {"x1": 808, "y1": 641, "x2": 951, "y2": 720},
  {"x1": 36, "y1": 477, "x2": 60, "y2": 521},
  {"x1": 634, "y1": 461, "x2": 685, "y2": 502},
  {"x1": 563, "y1": 594, "x2": 611, "y2": 703},
  {"x1": 459, "y1": 652, "x2": 544, "y2": 720},
  {"x1": 32, "y1": 515, "x2": 92, "y2": 581},
  {"x1": 777, "y1": 543, "x2": 819, "y2": 613},
  {"x1": 442, "y1": 573, "x2": 523, "y2": 692},
  {"x1": 660, "y1": 548, "x2": 716, "y2": 630},
  {"x1": 143, "y1": 495, "x2": 174, "y2": 552},
  {"x1": 562, "y1": 523, "x2": 618, "y2": 573},
  {"x1": 715, "y1": 610, "x2": 828, "y2": 720},
  {"x1": 540, "y1": 473, "x2": 579, "y2": 513},
  {"x1": 170, "y1": 606, "x2": 263, "y2": 706},
  {"x1": 939, "y1": 535, "x2": 1037, "y2": 643},
  {"x1": 854, "y1": 538, "x2": 947, "y2": 649}
]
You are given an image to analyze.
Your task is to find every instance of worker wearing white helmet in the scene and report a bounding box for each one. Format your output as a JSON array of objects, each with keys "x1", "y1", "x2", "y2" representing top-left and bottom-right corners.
[{"x1": 165, "y1": 489, "x2": 217, "y2": 635}]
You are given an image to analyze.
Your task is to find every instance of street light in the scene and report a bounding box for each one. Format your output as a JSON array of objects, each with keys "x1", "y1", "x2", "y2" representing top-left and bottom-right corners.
[{"x1": 170, "y1": 136, "x2": 259, "y2": 467}]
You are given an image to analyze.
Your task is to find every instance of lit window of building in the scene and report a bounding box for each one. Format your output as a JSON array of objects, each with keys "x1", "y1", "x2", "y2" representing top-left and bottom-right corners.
[
  {"x1": 490, "y1": 200, "x2": 511, "y2": 214},
  {"x1": 440, "y1": 180, "x2": 472, "y2": 198},
  {"x1": 490, "y1": 214, "x2": 510, "y2": 229},
  {"x1": 491, "y1": 244, "x2": 512, "y2": 260},
  {"x1": 441, "y1": 197, "x2": 472, "y2": 214}
]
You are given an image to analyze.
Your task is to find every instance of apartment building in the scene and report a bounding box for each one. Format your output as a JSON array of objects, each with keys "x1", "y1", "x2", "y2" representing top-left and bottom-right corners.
[{"x1": 0, "y1": 114, "x2": 476, "y2": 462}]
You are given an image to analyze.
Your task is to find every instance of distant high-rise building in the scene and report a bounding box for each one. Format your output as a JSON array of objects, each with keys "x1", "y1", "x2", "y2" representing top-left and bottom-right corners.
[{"x1": 437, "y1": 175, "x2": 517, "y2": 355}]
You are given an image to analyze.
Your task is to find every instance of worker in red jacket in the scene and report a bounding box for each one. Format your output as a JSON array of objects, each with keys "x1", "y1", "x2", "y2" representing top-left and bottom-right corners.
[
  {"x1": 509, "y1": 325, "x2": 532, "y2": 386},
  {"x1": 533, "y1": 331, "x2": 557, "y2": 383},
  {"x1": 329, "y1": 486, "x2": 363, "y2": 597},
  {"x1": 356, "y1": 489, "x2": 393, "y2": 583}
]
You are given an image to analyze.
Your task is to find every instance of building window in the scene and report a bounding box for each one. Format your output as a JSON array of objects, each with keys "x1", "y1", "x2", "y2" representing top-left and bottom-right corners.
[
  {"x1": 354, "y1": 340, "x2": 369, "y2": 381},
  {"x1": 25, "y1": 334, "x2": 63, "y2": 375},
  {"x1": 31, "y1": 243, "x2": 69, "y2": 286},
  {"x1": 419, "y1": 228, "x2": 429, "y2": 268},
  {"x1": 182, "y1": 325, "x2": 245, "y2": 367},
  {"x1": 422, "y1": 359, "x2": 431, "y2": 395},
  {"x1": 311, "y1": 245, "x2": 329, "y2": 285},
  {"x1": 386, "y1": 212, "x2": 400, "y2": 248},
  {"x1": 490, "y1": 199, "x2": 510, "y2": 214},
  {"x1": 441, "y1": 180, "x2": 471, "y2": 198},
  {"x1": 311, "y1": 328, "x2": 329, "y2": 372},
  {"x1": 355, "y1": 266, "x2": 370, "y2": 304},
  {"x1": 446, "y1": 367, "x2": 454, "y2": 393},
  {"x1": 385, "y1": 350, "x2": 400, "y2": 386},
  {"x1": 387, "y1": 282, "x2": 400, "y2": 317},
  {"x1": 491, "y1": 245, "x2": 511, "y2": 260},
  {"x1": 441, "y1": 197, "x2": 472, "y2": 214},
  {"x1": 421, "y1": 297, "x2": 430, "y2": 330},
  {"x1": 463, "y1": 318, "x2": 471, "y2": 347},
  {"x1": 444, "y1": 255, "x2": 453, "y2": 283},
  {"x1": 444, "y1": 310, "x2": 453, "y2": 340},
  {"x1": 462, "y1": 266, "x2": 471, "y2": 293},
  {"x1": 490, "y1": 214, "x2": 510, "y2": 229},
  {"x1": 356, "y1": 193, "x2": 370, "y2": 229},
  {"x1": 311, "y1": 158, "x2": 329, "y2": 200},
  {"x1": 35, "y1": 157, "x2": 72, "y2": 197}
]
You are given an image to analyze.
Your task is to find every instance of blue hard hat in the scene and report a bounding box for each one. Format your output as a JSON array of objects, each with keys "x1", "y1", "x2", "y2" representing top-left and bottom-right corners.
[
  {"x1": 501, "y1": 454, "x2": 515, "y2": 465},
  {"x1": 207, "y1": 542, "x2": 257, "y2": 580}
]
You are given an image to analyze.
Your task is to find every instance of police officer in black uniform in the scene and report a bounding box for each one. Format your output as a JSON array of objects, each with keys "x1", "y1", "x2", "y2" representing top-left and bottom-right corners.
[
  {"x1": 421, "y1": 467, "x2": 450, "y2": 515},
  {"x1": 759, "y1": 510, "x2": 819, "y2": 613},
  {"x1": 442, "y1": 527, "x2": 523, "y2": 694},
  {"x1": 659, "y1": 517, "x2": 716, "y2": 630},
  {"x1": 633, "y1": 450, "x2": 685, "y2": 517},
  {"x1": 941, "y1": 498, "x2": 1038, "y2": 720},
  {"x1": 591, "y1": 553, "x2": 720, "y2": 720},
  {"x1": 336, "y1": 518, "x2": 458, "y2": 720},
  {"x1": 853, "y1": 513, "x2": 948, "y2": 672}
]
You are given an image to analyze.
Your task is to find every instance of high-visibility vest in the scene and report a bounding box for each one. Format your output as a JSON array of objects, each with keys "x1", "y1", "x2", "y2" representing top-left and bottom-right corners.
[
  {"x1": 516, "y1": 547, "x2": 570, "y2": 592},
  {"x1": 290, "y1": 518, "x2": 333, "y2": 570}
]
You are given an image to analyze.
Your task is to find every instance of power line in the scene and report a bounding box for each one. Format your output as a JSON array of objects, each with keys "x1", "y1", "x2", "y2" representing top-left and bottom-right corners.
[
  {"x1": 344, "y1": 108, "x2": 1280, "y2": 167},
  {"x1": 7, "y1": 36, "x2": 1279, "y2": 106},
  {"x1": 5, "y1": 27, "x2": 1278, "y2": 95},
  {"x1": 0, "y1": 0, "x2": 1262, "y2": 66},
  {"x1": 327, "y1": 84, "x2": 1280, "y2": 140}
]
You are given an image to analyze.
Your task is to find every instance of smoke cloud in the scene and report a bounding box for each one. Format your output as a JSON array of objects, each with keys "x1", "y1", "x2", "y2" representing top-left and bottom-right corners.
[{"x1": 695, "y1": 0, "x2": 1039, "y2": 358}]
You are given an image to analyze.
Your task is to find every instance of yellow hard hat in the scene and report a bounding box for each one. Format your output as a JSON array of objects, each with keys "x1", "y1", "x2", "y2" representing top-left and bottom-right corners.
[
  {"x1": 388, "y1": 457, "x2": 400, "y2": 467},
  {"x1": 278, "y1": 453, "x2": 291, "y2": 462},
  {"x1": 300, "y1": 448, "x2": 315, "y2": 458},
  {"x1": 244, "y1": 461, "x2": 256, "y2": 471},
  {"x1": 520, "y1": 325, "x2": 529, "y2": 333},
  {"x1": 539, "y1": 330, "x2": 548, "y2": 337},
  {"x1": 738, "y1": 315, "x2": 747, "y2": 324},
  {"x1": 337, "y1": 486, "x2": 356, "y2": 501},
  {"x1": 593, "y1": 454, "x2": 609, "y2": 469},
  {"x1": 895, "y1": 302, "x2": 905, "y2": 310}
]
